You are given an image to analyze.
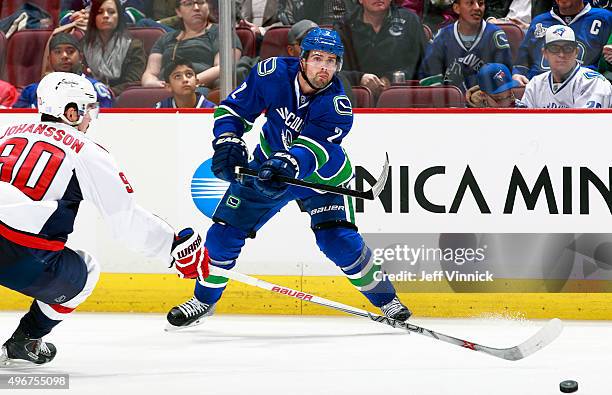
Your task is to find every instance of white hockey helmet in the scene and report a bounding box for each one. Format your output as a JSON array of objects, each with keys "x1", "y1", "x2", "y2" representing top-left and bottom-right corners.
[{"x1": 37, "y1": 72, "x2": 99, "y2": 126}]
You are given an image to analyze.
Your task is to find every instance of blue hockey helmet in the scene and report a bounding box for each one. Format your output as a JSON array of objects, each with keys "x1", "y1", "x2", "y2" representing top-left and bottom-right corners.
[{"x1": 300, "y1": 27, "x2": 344, "y2": 70}]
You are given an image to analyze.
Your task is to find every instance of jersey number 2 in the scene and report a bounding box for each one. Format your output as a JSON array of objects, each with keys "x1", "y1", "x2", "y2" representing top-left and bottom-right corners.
[{"x1": 0, "y1": 137, "x2": 65, "y2": 200}]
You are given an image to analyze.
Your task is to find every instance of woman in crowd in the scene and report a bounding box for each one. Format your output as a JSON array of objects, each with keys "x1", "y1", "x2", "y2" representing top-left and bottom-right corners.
[
  {"x1": 141, "y1": 0, "x2": 242, "y2": 90},
  {"x1": 82, "y1": 0, "x2": 146, "y2": 96}
]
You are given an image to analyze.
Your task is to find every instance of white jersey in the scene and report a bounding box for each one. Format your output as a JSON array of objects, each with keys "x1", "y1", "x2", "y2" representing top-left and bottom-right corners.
[
  {"x1": 520, "y1": 64, "x2": 612, "y2": 108},
  {"x1": 0, "y1": 121, "x2": 174, "y2": 264}
]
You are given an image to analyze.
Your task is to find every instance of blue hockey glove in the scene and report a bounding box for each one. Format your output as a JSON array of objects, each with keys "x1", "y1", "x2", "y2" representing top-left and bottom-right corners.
[
  {"x1": 254, "y1": 152, "x2": 300, "y2": 199},
  {"x1": 211, "y1": 134, "x2": 248, "y2": 182}
]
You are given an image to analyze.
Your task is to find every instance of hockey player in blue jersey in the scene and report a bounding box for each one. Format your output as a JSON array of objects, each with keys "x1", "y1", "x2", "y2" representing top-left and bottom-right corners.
[
  {"x1": 512, "y1": 0, "x2": 612, "y2": 83},
  {"x1": 418, "y1": 0, "x2": 513, "y2": 93},
  {"x1": 166, "y1": 28, "x2": 412, "y2": 329}
]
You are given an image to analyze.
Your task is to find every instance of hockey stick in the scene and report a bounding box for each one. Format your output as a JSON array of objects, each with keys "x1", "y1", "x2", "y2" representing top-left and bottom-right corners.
[
  {"x1": 234, "y1": 153, "x2": 389, "y2": 200},
  {"x1": 210, "y1": 266, "x2": 563, "y2": 361}
]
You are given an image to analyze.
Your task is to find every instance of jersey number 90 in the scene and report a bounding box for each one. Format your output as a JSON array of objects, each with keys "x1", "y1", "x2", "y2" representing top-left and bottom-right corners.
[{"x1": 0, "y1": 137, "x2": 65, "y2": 200}]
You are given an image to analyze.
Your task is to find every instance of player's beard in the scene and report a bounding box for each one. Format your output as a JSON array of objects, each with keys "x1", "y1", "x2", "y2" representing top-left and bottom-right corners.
[{"x1": 308, "y1": 72, "x2": 331, "y2": 89}]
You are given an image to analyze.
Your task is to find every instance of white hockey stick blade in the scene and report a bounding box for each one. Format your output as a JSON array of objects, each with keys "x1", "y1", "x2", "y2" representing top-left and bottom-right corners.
[
  {"x1": 486, "y1": 318, "x2": 563, "y2": 361},
  {"x1": 369, "y1": 152, "x2": 390, "y2": 200}
]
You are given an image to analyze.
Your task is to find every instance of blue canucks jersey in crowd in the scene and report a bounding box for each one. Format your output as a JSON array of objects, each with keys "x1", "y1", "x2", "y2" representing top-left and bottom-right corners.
[
  {"x1": 214, "y1": 57, "x2": 354, "y2": 186},
  {"x1": 13, "y1": 75, "x2": 114, "y2": 109},
  {"x1": 155, "y1": 92, "x2": 215, "y2": 109},
  {"x1": 418, "y1": 21, "x2": 513, "y2": 92},
  {"x1": 513, "y1": 3, "x2": 612, "y2": 79},
  {"x1": 588, "y1": 0, "x2": 611, "y2": 12}
]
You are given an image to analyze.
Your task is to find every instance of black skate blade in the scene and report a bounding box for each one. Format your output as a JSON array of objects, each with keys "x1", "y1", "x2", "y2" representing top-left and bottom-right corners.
[
  {"x1": 164, "y1": 318, "x2": 205, "y2": 332},
  {"x1": 0, "y1": 347, "x2": 44, "y2": 369}
]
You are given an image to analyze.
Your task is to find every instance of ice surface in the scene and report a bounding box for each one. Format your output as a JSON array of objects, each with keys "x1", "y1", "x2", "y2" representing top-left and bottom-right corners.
[{"x1": 0, "y1": 312, "x2": 609, "y2": 395}]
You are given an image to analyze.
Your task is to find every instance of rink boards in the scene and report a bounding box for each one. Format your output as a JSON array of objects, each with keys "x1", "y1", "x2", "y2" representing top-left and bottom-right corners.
[{"x1": 1, "y1": 109, "x2": 611, "y2": 319}]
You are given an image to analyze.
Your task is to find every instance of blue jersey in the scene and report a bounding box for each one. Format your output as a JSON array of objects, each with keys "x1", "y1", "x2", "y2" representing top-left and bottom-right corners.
[
  {"x1": 155, "y1": 92, "x2": 215, "y2": 109},
  {"x1": 418, "y1": 21, "x2": 513, "y2": 92},
  {"x1": 514, "y1": 4, "x2": 612, "y2": 79},
  {"x1": 13, "y1": 75, "x2": 113, "y2": 109},
  {"x1": 214, "y1": 57, "x2": 353, "y2": 186}
]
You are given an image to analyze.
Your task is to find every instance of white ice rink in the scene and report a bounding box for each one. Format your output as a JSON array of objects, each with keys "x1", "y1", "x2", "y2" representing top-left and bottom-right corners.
[{"x1": 0, "y1": 312, "x2": 610, "y2": 395}]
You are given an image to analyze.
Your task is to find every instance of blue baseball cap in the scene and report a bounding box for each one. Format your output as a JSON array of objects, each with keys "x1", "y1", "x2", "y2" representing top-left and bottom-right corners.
[{"x1": 477, "y1": 63, "x2": 520, "y2": 95}]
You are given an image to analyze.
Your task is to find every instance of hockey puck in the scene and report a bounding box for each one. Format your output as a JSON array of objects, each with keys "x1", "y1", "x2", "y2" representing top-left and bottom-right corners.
[{"x1": 560, "y1": 380, "x2": 578, "y2": 393}]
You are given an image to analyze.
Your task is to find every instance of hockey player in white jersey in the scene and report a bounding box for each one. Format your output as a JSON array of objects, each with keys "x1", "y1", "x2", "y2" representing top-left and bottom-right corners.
[
  {"x1": 0, "y1": 72, "x2": 209, "y2": 366},
  {"x1": 520, "y1": 25, "x2": 612, "y2": 108}
]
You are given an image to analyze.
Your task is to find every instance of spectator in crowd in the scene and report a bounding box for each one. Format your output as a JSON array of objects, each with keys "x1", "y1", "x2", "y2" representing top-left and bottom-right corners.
[
  {"x1": 13, "y1": 33, "x2": 114, "y2": 109},
  {"x1": 466, "y1": 62, "x2": 521, "y2": 106},
  {"x1": 589, "y1": 0, "x2": 612, "y2": 10},
  {"x1": 279, "y1": 0, "x2": 358, "y2": 25},
  {"x1": 602, "y1": 36, "x2": 612, "y2": 74},
  {"x1": 419, "y1": 0, "x2": 513, "y2": 93},
  {"x1": 0, "y1": 3, "x2": 53, "y2": 38},
  {"x1": 238, "y1": 0, "x2": 281, "y2": 36},
  {"x1": 141, "y1": 0, "x2": 242, "y2": 92},
  {"x1": 155, "y1": 58, "x2": 216, "y2": 108},
  {"x1": 132, "y1": 0, "x2": 181, "y2": 32},
  {"x1": 512, "y1": 0, "x2": 612, "y2": 85},
  {"x1": 483, "y1": 0, "x2": 544, "y2": 31},
  {"x1": 397, "y1": 0, "x2": 457, "y2": 33},
  {"x1": 335, "y1": 0, "x2": 427, "y2": 97},
  {"x1": 286, "y1": 19, "x2": 318, "y2": 56},
  {"x1": 520, "y1": 25, "x2": 612, "y2": 108},
  {"x1": 60, "y1": 0, "x2": 146, "y2": 28},
  {"x1": 82, "y1": 0, "x2": 146, "y2": 96},
  {"x1": 151, "y1": 0, "x2": 180, "y2": 20},
  {"x1": 285, "y1": 20, "x2": 355, "y2": 104}
]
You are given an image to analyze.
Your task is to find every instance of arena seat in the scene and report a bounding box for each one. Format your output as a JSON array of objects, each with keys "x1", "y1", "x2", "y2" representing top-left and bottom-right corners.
[
  {"x1": 236, "y1": 27, "x2": 257, "y2": 58},
  {"x1": 260, "y1": 26, "x2": 290, "y2": 59},
  {"x1": 128, "y1": 27, "x2": 166, "y2": 57},
  {"x1": 351, "y1": 86, "x2": 374, "y2": 108},
  {"x1": 207, "y1": 88, "x2": 221, "y2": 105},
  {"x1": 114, "y1": 87, "x2": 170, "y2": 108},
  {"x1": 496, "y1": 22, "x2": 525, "y2": 62},
  {"x1": 376, "y1": 86, "x2": 465, "y2": 108},
  {"x1": 6, "y1": 29, "x2": 53, "y2": 88}
]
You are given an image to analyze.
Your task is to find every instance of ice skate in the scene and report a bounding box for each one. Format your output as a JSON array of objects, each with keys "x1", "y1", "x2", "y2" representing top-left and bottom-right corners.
[
  {"x1": 165, "y1": 296, "x2": 216, "y2": 331},
  {"x1": 0, "y1": 329, "x2": 57, "y2": 367},
  {"x1": 380, "y1": 297, "x2": 412, "y2": 322}
]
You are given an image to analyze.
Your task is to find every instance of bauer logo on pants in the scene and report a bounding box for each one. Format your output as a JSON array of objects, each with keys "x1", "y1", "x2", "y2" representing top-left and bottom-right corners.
[{"x1": 191, "y1": 158, "x2": 229, "y2": 219}]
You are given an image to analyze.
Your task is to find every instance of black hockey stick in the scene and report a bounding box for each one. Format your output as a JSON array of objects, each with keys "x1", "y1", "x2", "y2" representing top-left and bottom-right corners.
[
  {"x1": 234, "y1": 153, "x2": 389, "y2": 200},
  {"x1": 210, "y1": 266, "x2": 563, "y2": 361}
]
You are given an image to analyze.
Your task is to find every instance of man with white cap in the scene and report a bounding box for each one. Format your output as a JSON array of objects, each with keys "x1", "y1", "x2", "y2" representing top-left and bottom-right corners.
[
  {"x1": 512, "y1": 0, "x2": 611, "y2": 85},
  {"x1": 520, "y1": 25, "x2": 612, "y2": 108}
]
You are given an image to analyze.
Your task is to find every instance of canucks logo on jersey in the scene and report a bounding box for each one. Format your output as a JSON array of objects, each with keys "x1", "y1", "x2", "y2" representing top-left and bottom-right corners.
[
  {"x1": 213, "y1": 57, "x2": 354, "y2": 187},
  {"x1": 419, "y1": 21, "x2": 513, "y2": 92}
]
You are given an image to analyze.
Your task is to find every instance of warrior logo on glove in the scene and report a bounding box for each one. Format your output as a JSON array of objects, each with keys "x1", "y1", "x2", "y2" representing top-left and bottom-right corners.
[{"x1": 171, "y1": 228, "x2": 210, "y2": 281}]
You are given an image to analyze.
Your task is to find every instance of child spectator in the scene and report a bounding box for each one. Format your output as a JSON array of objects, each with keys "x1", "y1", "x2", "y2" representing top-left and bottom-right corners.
[{"x1": 155, "y1": 58, "x2": 216, "y2": 108}]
